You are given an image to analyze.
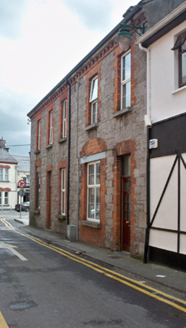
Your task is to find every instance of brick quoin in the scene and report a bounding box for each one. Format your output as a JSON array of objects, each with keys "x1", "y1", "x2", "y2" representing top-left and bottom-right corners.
[
  {"x1": 79, "y1": 138, "x2": 107, "y2": 248},
  {"x1": 111, "y1": 140, "x2": 136, "y2": 253}
]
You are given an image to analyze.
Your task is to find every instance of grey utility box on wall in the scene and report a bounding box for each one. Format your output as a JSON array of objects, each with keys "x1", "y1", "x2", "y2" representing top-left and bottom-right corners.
[{"x1": 67, "y1": 225, "x2": 77, "y2": 241}]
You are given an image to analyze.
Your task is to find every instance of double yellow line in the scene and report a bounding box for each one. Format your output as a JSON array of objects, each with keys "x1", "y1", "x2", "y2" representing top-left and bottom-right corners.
[
  {"x1": 0, "y1": 218, "x2": 12, "y2": 228},
  {"x1": 16, "y1": 228, "x2": 186, "y2": 313},
  {"x1": 1, "y1": 218, "x2": 186, "y2": 314}
]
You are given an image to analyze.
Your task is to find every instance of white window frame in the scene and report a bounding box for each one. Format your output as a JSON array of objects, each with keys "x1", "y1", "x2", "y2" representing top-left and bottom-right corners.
[
  {"x1": 38, "y1": 119, "x2": 41, "y2": 150},
  {"x1": 49, "y1": 110, "x2": 53, "y2": 144},
  {"x1": 4, "y1": 191, "x2": 8, "y2": 205},
  {"x1": 62, "y1": 100, "x2": 67, "y2": 138},
  {"x1": 0, "y1": 168, "x2": 2, "y2": 181},
  {"x1": 89, "y1": 76, "x2": 98, "y2": 124},
  {"x1": 121, "y1": 51, "x2": 131, "y2": 109},
  {"x1": 0, "y1": 191, "x2": 1, "y2": 205},
  {"x1": 4, "y1": 168, "x2": 8, "y2": 181},
  {"x1": 87, "y1": 161, "x2": 100, "y2": 221},
  {"x1": 61, "y1": 168, "x2": 66, "y2": 215}
]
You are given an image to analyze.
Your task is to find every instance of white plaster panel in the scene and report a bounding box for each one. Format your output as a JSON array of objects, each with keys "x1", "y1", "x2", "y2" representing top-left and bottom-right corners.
[
  {"x1": 149, "y1": 230, "x2": 177, "y2": 252},
  {"x1": 180, "y1": 153, "x2": 186, "y2": 232},
  {"x1": 150, "y1": 155, "x2": 177, "y2": 229},
  {"x1": 150, "y1": 21, "x2": 186, "y2": 123},
  {"x1": 180, "y1": 235, "x2": 186, "y2": 255}
]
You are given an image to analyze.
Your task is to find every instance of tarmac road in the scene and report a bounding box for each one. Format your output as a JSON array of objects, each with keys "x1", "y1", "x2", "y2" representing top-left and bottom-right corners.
[{"x1": 0, "y1": 216, "x2": 186, "y2": 327}]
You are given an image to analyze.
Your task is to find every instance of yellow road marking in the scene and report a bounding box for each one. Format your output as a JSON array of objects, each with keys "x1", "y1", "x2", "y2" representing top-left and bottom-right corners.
[
  {"x1": 0, "y1": 311, "x2": 9, "y2": 328},
  {"x1": 0, "y1": 218, "x2": 12, "y2": 228},
  {"x1": 15, "y1": 229, "x2": 186, "y2": 313}
]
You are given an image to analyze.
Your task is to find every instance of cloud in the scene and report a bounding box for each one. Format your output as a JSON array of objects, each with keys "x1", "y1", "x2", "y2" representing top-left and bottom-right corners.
[
  {"x1": 62, "y1": 0, "x2": 114, "y2": 32},
  {"x1": 0, "y1": 0, "x2": 28, "y2": 39}
]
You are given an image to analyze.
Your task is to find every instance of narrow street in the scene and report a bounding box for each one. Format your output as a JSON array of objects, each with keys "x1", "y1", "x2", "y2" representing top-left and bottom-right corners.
[{"x1": 0, "y1": 214, "x2": 186, "y2": 328}]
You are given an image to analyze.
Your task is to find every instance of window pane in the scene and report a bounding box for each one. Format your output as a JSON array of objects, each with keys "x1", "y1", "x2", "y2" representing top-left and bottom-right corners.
[
  {"x1": 0, "y1": 191, "x2": 1, "y2": 205},
  {"x1": 91, "y1": 101, "x2": 98, "y2": 124},
  {"x1": 96, "y1": 163, "x2": 100, "y2": 184},
  {"x1": 88, "y1": 164, "x2": 94, "y2": 185},
  {"x1": 90, "y1": 77, "x2": 98, "y2": 102},
  {"x1": 4, "y1": 191, "x2": 8, "y2": 205},
  {"x1": 181, "y1": 51, "x2": 186, "y2": 85},
  {"x1": 124, "y1": 155, "x2": 131, "y2": 176},
  {"x1": 88, "y1": 188, "x2": 95, "y2": 218},
  {"x1": 122, "y1": 53, "x2": 131, "y2": 81},
  {"x1": 5, "y1": 168, "x2": 8, "y2": 181},
  {"x1": 122, "y1": 81, "x2": 131, "y2": 108},
  {"x1": 96, "y1": 188, "x2": 100, "y2": 220}
]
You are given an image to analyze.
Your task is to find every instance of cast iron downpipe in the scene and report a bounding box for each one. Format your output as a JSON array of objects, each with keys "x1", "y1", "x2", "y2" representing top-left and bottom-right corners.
[{"x1": 66, "y1": 80, "x2": 71, "y2": 226}]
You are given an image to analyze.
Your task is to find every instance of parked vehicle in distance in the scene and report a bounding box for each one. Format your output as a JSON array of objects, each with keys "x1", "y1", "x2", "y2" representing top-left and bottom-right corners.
[{"x1": 15, "y1": 202, "x2": 30, "y2": 212}]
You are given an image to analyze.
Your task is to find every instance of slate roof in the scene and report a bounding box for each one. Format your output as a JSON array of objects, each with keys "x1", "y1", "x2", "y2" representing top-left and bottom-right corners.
[
  {"x1": 13, "y1": 155, "x2": 30, "y2": 172},
  {"x1": 0, "y1": 147, "x2": 17, "y2": 164}
]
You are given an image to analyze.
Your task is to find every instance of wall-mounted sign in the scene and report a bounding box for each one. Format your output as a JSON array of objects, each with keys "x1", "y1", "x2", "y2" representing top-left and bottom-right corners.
[{"x1": 149, "y1": 139, "x2": 158, "y2": 149}]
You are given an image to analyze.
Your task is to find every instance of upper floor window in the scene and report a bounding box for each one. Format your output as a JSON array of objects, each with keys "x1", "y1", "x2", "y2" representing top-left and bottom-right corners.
[
  {"x1": 49, "y1": 110, "x2": 53, "y2": 144},
  {"x1": 0, "y1": 168, "x2": 9, "y2": 181},
  {"x1": 62, "y1": 100, "x2": 67, "y2": 138},
  {"x1": 172, "y1": 32, "x2": 186, "y2": 88},
  {"x1": 4, "y1": 168, "x2": 8, "y2": 181},
  {"x1": 37, "y1": 119, "x2": 41, "y2": 150},
  {"x1": 89, "y1": 76, "x2": 98, "y2": 124},
  {"x1": 121, "y1": 52, "x2": 131, "y2": 108},
  {"x1": 87, "y1": 161, "x2": 100, "y2": 221}
]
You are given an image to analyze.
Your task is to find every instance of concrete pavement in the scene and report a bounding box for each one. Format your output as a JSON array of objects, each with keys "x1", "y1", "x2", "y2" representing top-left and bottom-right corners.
[{"x1": 14, "y1": 219, "x2": 186, "y2": 298}]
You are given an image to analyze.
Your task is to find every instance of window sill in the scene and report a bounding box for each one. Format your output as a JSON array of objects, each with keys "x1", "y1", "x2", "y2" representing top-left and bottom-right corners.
[
  {"x1": 80, "y1": 220, "x2": 101, "y2": 229},
  {"x1": 85, "y1": 123, "x2": 98, "y2": 131},
  {"x1": 113, "y1": 107, "x2": 132, "y2": 118},
  {"x1": 34, "y1": 209, "x2": 40, "y2": 214},
  {"x1": 56, "y1": 214, "x2": 66, "y2": 221},
  {"x1": 46, "y1": 144, "x2": 53, "y2": 149},
  {"x1": 0, "y1": 180, "x2": 10, "y2": 182},
  {"x1": 58, "y1": 137, "x2": 67, "y2": 144},
  {"x1": 34, "y1": 150, "x2": 40, "y2": 154},
  {"x1": 172, "y1": 85, "x2": 186, "y2": 95}
]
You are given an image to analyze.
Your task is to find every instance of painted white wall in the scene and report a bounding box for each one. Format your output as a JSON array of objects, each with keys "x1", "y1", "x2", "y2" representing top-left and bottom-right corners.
[
  {"x1": 0, "y1": 164, "x2": 17, "y2": 209},
  {"x1": 150, "y1": 153, "x2": 186, "y2": 254},
  {"x1": 150, "y1": 21, "x2": 186, "y2": 123}
]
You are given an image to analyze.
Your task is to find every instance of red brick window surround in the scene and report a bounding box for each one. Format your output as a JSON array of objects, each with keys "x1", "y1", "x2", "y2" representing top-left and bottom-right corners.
[{"x1": 35, "y1": 167, "x2": 41, "y2": 209}]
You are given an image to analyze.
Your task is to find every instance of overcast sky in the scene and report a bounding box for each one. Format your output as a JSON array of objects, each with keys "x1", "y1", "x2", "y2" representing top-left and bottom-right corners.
[{"x1": 0, "y1": 0, "x2": 139, "y2": 156}]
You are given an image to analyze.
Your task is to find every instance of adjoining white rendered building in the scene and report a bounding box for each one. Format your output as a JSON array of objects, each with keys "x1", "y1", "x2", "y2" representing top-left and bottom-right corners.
[{"x1": 0, "y1": 138, "x2": 30, "y2": 210}]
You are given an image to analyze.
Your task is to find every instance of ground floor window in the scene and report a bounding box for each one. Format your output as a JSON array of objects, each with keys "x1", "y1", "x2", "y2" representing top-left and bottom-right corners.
[
  {"x1": 87, "y1": 161, "x2": 100, "y2": 221},
  {"x1": 61, "y1": 168, "x2": 66, "y2": 215},
  {"x1": 0, "y1": 191, "x2": 1, "y2": 205},
  {"x1": 4, "y1": 191, "x2": 8, "y2": 205},
  {"x1": 36, "y1": 169, "x2": 40, "y2": 209}
]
